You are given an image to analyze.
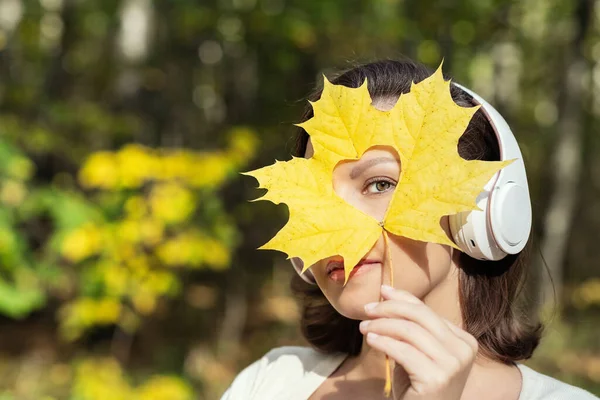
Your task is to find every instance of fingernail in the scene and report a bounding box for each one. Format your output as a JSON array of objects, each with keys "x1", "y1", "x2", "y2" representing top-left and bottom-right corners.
[
  {"x1": 359, "y1": 320, "x2": 371, "y2": 330},
  {"x1": 381, "y1": 284, "x2": 394, "y2": 292},
  {"x1": 364, "y1": 302, "x2": 378, "y2": 312},
  {"x1": 367, "y1": 332, "x2": 379, "y2": 341}
]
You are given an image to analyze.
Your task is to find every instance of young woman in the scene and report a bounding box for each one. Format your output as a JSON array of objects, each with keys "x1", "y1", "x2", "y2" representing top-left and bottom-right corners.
[{"x1": 221, "y1": 59, "x2": 598, "y2": 399}]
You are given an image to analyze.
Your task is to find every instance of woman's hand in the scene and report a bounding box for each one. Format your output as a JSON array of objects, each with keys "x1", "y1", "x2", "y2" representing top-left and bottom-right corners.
[{"x1": 359, "y1": 285, "x2": 478, "y2": 400}]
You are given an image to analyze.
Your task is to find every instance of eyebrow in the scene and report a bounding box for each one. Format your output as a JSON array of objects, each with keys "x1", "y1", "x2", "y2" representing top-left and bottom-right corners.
[{"x1": 350, "y1": 157, "x2": 398, "y2": 179}]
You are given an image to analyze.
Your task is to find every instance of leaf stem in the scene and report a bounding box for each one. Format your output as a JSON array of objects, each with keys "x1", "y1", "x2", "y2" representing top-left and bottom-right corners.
[{"x1": 383, "y1": 230, "x2": 394, "y2": 397}]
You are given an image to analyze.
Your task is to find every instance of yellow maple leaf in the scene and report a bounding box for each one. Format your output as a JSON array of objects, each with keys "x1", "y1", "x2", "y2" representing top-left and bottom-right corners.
[
  {"x1": 245, "y1": 64, "x2": 511, "y2": 284},
  {"x1": 296, "y1": 79, "x2": 385, "y2": 166},
  {"x1": 243, "y1": 157, "x2": 382, "y2": 274}
]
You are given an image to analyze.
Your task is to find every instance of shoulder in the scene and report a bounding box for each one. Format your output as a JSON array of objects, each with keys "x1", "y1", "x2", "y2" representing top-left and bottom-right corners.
[
  {"x1": 518, "y1": 364, "x2": 599, "y2": 400},
  {"x1": 258, "y1": 345, "x2": 337, "y2": 375},
  {"x1": 220, "y1": 346, "x2": 344, "y2": 400},
  {"x1": 262, "y1": 345, "x2": 331, "y2": 366}
]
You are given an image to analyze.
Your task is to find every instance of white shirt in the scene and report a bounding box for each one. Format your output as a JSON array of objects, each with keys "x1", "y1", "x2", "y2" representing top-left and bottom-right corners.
[{"x1": 221, "y1": 346, "x2": 598, "y2": 400}]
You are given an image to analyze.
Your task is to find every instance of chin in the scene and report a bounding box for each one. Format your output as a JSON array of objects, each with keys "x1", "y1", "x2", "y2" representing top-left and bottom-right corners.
[{"x1": 319, "y1": 270, "x2": 383, "y2": 321}]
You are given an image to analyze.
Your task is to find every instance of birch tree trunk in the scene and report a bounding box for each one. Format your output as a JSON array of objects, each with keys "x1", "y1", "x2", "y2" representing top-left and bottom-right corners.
[{"x1": 538, "y1": 0, "x2": 595, "y2": 307}]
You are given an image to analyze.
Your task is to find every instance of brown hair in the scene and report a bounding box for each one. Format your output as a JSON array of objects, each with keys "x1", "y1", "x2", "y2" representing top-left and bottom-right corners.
[{"x1": 290, "y1": 59, "x2": 542, "y2": 363}]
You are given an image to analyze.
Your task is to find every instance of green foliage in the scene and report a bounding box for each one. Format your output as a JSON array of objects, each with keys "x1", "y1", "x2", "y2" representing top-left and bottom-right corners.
[{"x1": 0, "y1": 127, "x2": 256, "y2": 332}]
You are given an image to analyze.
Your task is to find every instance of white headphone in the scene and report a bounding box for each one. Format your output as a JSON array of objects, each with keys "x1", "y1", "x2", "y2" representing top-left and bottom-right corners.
[{"x1": 291, "y1": 83, "x2": 533, "y2": 284}]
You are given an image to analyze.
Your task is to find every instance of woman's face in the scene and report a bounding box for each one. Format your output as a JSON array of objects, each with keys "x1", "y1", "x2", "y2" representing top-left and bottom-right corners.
[{"x1": 303, "y1": 99, "x2": 456, "y2": 321}]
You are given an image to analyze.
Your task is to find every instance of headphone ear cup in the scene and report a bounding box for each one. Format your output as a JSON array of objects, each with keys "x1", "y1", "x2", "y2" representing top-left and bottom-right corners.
[
  {"x1": 290, "y1": 257, "x2": 317, "y2": 284},
  {"x1": 489, "y1": 182, "x2": 532, "y2": 253},
  {"x1": 449, "y1": 188, "x2": 508, "y2": 261}
]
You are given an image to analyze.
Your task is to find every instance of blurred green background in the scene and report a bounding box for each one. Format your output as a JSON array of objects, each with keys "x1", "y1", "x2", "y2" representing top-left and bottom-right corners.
[{"x1": 0, "y1": 0, "x2": 598, "y2": 398}]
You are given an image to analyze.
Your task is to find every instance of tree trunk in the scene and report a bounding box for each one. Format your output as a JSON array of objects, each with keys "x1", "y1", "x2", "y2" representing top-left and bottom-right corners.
[
  {"x1": 538, "y1": 0, "x2": 595, "y2": 307},
  {"x1": 43, "y1": 0, "x2": 77, "y2": 100},
  {"x1": 217, "y1": 261, "x2": 248, "y2": 359}
]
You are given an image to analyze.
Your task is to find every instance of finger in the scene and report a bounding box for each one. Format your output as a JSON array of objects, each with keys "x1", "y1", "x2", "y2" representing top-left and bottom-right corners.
[
  {"x1": 366, "y1": 332, "x2": 442, "y2": 381},
  {"x1": 360, "y1": 318, "x2": 451, "y2": 363},
  {"x1": 361, "y1": 318, "x2": 473, "y2": 372},
  {"x1": 443, "y1": 319, "x2": 479, "y2": 353},
  {"x1": 368, "y1": 289, "x2": 478, "y2": 363},
  {"x1": 380, "y1": 285, "x2": 422, "y2": 304},
  {"x1": 364, "y1": 299, "x2": 452, "y2": 345},
  {"x1": 379, "y1": 286, "x2": 453, "y2": 342}
]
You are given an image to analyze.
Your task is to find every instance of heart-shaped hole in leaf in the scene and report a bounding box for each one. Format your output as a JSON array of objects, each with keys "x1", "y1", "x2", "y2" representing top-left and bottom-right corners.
[{"x1": 332, "y1": 145, "x2": 401, "y2": 224}]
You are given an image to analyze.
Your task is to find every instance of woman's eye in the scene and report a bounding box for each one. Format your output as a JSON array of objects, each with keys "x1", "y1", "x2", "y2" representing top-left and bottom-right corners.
[{"x1": 364, "y1": 179, "x2": 396, "y2": 194}]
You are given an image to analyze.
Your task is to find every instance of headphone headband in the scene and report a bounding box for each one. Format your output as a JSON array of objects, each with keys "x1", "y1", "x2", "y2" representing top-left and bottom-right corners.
[{"x1": 452, "y1": 83, "x2": 532, "y2": 256}]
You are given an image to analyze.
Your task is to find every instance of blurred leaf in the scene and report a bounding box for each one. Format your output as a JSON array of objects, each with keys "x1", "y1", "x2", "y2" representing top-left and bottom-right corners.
[{"x1": 0, "y1": 277, "x2": 45, "y2": 319}]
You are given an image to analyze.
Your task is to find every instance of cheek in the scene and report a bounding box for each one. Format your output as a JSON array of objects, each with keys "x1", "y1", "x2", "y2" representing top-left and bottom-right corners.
[
  {"x1": 305, "y1": 234, "x2": 453, "y2": 320},
  {"x1": 388, "y1": 238, "x2": 453, "y2": 297}
]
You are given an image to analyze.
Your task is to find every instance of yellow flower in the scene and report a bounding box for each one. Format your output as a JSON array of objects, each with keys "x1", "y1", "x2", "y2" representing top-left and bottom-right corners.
[
  {"x1": 188, "y1": 154, "x2": 232, "y2": 188},
  {"x1": 139, "y1": 218, "x2": 164, "y2": 246},
  {"x1": 92, "y1": 298, "x2": 121, "y2": 324},
  {"x1": 61, "y1": 223, "x2": 104, "y2": 263},
  {"x1": 124, "y1": 195, "x2": 148, "y2": 219},
  {"x1": 59, "y1": 298, "x2": 122, "y2": 340},
  {"x1": 73, "y1": 358, "x2": 133, "y2": 400},
  {"x1": 155, "y1": 231, "x2": 230, "y2": 269},
  {"x1": 117, "y1": 144, "x2": 157, "y2": 188},
  {"x1": 78, "y1": 144, "x2": 240, "y2": 191},
  {"x1": 126, "y1": 254, "x2": 151, "y2": 278},
  {"x1": 129, "y1": 271, "x2": 176, "y2": 315},
  {"x1": 149, "y1": 182, "x2": 196, "y2": 224},
  {"x1": 155, "y1": 231, "x2": 200, "y2": 267},
  {"x1": 79, "y1": 152, "x2": 119, "y2": 189},
  {"x1": 145, "y1": 270, "x2": 177, "y2": 294},
  {"x1": 200, "y1": 237, "x2": 230, "y2": 269},
  {"x1": 100, "y1": 263, "x2": 129, "y2": 297},
  {"x1": 227, "y1": 127, "x2": 258, "y2": 165},
  {"x1": 159, "y1": 151, "x2": 192, "y2": 181},
  {"x1": 116, "y1": 218, "x2": 141, "y2": 243},
  {"x1": 73, "y1": 359, "x2": 195, "y2": 400},
  {"x1": 155, "y1": 238, "x2": 188, "y2": 266},
  {"x1": 136, "y1": 376, "x2": 194, "y2": 400},
  {"x1": 131, "y1": 289, "x2": 157, "y2": 315},
  {"x1": 117, "y1": 144, "x2": 158, "y2": 188},
  {"x1": 112, "y1": 242, "x2": 137, "y2": 263}
]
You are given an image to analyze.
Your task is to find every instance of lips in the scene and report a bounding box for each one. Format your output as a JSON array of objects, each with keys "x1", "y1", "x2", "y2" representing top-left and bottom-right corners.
[
  {"x1": 326, "y1": 258, "x2": 381, "y2": 280},
  {"x1": 326, "y1": 260, "x2": 344, "y2": 275}
]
